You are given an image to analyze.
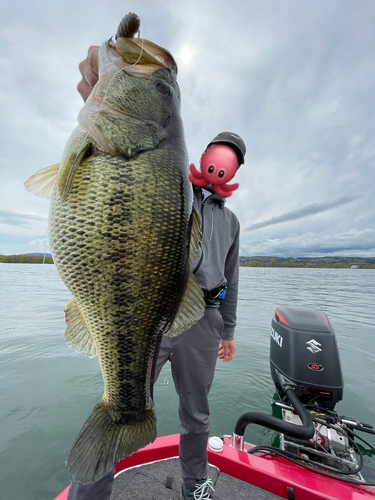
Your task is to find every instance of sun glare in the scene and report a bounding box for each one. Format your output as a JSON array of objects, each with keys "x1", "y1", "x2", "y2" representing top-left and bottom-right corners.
[{"x1": 180, "y1": 47, "x2": 193, "y2": 64}]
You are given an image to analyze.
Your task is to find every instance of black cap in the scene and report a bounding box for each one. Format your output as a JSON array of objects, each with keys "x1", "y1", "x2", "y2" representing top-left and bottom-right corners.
[{"x1": 206, "y1": 131, "x2": 246, "y2": 166}]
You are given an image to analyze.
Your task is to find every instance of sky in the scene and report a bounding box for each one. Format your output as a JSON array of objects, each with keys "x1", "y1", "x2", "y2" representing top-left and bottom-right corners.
[{"x1": 1, "y1": 0, "x2": 374, "y2": 258}]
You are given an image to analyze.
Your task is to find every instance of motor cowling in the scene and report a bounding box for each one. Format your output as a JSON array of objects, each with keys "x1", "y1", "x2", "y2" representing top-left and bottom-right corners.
[{"x1": 270, "y1": 305, "x2": 343, "y2": 410}]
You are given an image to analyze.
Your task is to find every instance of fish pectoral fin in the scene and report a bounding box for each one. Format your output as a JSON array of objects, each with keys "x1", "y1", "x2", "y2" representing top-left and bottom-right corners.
[
  {"x1": 24, "y1": 164, "x2": 60, "y2": 198},
  {"x1": 64, "y1": 298, "x2": 97, "y2": 357},
  {"x1": 164, "y1": 207, "x2": 204, "y2": 337},
  {"x1": 189, "y1": 206, "x2": 202, "y2": 265},
  {"x1": 58, "y1": 141, "x2": 93, "y2": 203},
  {"x1": 165, "y1": 270, "x2": 205, "y2": 338}
]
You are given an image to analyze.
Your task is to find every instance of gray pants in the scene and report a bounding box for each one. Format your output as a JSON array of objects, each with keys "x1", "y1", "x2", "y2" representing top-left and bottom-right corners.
[
  {"x1": 154, "y1": 306, "x2": 222, "y2": 489},
  {"x1": 67, "y1": 306, "x2": 222, "y2": 499},
  {"x1": 67, "y1": 469, "x2": 115, "y2": 500}
]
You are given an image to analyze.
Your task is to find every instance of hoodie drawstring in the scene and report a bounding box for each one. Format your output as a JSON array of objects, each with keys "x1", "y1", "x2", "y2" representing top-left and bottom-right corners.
[{"x1": 209, "y1": 209, "x2": 214, "y2": 242}]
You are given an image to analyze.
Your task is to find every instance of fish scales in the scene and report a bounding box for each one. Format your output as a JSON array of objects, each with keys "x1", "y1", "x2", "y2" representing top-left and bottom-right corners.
[
  {"x1": 50, "y1": 147, "x2": 191, "y2": 417},
  {"x1": 25, "y1": 12, "x2": 204, "y2": 485}
]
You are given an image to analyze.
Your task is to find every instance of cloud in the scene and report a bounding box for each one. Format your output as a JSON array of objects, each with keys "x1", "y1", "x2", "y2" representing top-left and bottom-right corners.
[
  {"x1": 243, "y1": 195, "x2": 360, "y2": 231},
  {"x1": 1, "y1": 1, "x2": 375, "y2": 257},
  {"x1": 240, "y1": 228, "x2": 375, "y2": 258},
  {"x1": 28, "y1": 237, "x2": 50, "y2": 250},
  {"x1": 0, "y1": 209, "x2": 47, "y2": 228}
]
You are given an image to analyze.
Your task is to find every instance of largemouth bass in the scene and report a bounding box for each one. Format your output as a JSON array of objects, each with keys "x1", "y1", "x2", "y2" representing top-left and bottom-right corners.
[{"x1": 25, "y1": 13, "x2": 204, "y2": 484}]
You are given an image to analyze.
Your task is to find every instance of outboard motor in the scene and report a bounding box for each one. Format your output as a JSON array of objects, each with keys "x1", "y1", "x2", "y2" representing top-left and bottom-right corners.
[
  {"x1": 233, "y1": 305, "x2": 375, "y2": 482},
  {"x1": 270, "y1": 305, "x2": 343, "y2": 410}
]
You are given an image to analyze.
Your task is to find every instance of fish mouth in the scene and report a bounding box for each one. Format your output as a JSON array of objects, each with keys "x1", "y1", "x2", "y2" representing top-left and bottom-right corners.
[
  {"x1": 106, "y1": 36, "x2": 178, "y2": 77},
  {"x1": 113, "y1": 12, "x2": 177, "y2": 74}
]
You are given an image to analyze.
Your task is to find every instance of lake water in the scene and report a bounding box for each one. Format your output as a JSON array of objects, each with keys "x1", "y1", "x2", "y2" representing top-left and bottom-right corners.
[{"x1": 0, "y1": 264, "x2": 374, "y2": 500}]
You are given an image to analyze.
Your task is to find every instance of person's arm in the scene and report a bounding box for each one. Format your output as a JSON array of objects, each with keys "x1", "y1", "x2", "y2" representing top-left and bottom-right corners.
[
  {"x1": 218, "y1": 221, "x2": 240, "y2": 362},
  {"x1": 77, "y1": 46, "x2": 100, "y2": 101}
]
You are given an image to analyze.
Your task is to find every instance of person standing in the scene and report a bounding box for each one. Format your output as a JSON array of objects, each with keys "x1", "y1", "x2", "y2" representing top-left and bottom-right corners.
[{"x1": 154, "y1": 131, "x2": 245, "y2": 500}]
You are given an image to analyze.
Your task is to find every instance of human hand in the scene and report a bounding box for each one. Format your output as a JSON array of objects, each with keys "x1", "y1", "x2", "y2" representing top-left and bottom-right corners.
[
  {"x1": 218, "y1": 340, "x2": 236, "y2": 362},
  {"x1": 77, "y1": 46, "x2": 100, "y2": 102}
]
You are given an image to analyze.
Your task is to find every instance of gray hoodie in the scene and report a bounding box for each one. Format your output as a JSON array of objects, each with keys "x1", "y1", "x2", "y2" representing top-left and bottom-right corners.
[{"x1": 191, "y1": 186, "x2": 240, "y2": 341}]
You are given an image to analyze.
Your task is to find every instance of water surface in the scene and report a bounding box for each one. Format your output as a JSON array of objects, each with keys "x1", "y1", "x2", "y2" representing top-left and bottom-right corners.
[{"x1": 0, "y1": 265, "x2": 374, "y2": 500}]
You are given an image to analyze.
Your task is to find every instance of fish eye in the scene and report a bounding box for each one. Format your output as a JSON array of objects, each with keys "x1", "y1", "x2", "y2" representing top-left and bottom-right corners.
[
  {"x1": 208, "y1": 165, "x2": 214, "y2": 174},
  {"x1": 218, "y1": 170, "x2": 225, "y2": 178},
  {"x1": 156, "y1": 81, "x2": 171, "y2": 95}
]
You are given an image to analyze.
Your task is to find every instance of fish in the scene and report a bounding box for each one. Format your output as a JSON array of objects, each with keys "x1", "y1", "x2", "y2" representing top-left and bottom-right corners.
[{"x1": 25, "y1": 12, "x2": 205, "y2": 484}]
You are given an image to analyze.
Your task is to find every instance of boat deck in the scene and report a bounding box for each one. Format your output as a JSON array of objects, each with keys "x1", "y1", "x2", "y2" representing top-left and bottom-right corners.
[
  {"x1": 111, "y1": 457, "x2": 283, "y2": 500},
  {"x1": 54, "y1": 435, "x2": 375, "y2": 500}
]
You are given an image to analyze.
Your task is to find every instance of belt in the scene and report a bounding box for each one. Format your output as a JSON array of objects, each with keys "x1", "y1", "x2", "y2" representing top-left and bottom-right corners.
[{"x1": 203, "y1": 284, "x2": 227, "y2": 301}]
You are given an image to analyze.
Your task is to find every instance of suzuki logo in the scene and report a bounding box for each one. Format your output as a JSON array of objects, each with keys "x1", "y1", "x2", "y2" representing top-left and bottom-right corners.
[
  {"x1": 306, "y1": 339, "x2": 322, "y2": 354},
  {"x1": 271, "y1": 328, "x2": 283, "y2": 347}
]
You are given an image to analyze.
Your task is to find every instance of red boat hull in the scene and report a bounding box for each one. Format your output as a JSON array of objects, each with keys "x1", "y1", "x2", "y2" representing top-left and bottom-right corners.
[{"x1": 54, "y1": 434, "x2": 375, "y2": 500}]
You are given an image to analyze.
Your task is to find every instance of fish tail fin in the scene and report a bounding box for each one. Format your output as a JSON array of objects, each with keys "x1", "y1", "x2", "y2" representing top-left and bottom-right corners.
[{"x1": 66, "y1": 400, "x2": 157, "y2": 484}]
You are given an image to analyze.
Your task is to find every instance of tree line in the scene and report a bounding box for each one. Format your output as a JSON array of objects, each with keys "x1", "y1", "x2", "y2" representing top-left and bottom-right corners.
[
  {"x1": 1, "y1": 254, "x2": 374, "y2": 268},
  {"x1": 0, "y1": 254, "x2": 54, "y2": 264},
  {"x1": 240, "y1": 260, "x2": 375, "y2": 269}
]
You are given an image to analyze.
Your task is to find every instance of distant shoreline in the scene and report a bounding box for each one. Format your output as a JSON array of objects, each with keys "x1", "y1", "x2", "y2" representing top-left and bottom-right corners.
[
  {"x1": 239, "y1": 262, "x2": 375, "y2": 269},
  {"x1": 1, "y1": 254, "x2": 374, "y2": 269},
  {"x1": 0, "y1": 255, "x2": 54, "y2": 264},
  {"x1": 239, "y1": 256, "x2": 375, "y2": 269}
]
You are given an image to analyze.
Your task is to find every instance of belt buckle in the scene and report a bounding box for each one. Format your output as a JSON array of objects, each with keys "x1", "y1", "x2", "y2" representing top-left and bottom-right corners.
[{"x1": 208, "y1": 284, "x2": 227, "y2": 300}]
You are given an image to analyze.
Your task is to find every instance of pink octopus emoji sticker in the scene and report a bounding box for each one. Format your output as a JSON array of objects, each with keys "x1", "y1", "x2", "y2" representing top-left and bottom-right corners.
[{"x1": 189, "y1": 144, "x2": 239, "y2": 197}]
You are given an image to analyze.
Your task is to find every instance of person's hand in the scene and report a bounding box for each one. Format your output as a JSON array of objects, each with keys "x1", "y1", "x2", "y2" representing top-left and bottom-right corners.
[
  {"x1": 77, "y1": 46, "x2": 100, "y2": 102},
  {"x1": 218, "y1": 340, "x2": 236, "y2": 362}
]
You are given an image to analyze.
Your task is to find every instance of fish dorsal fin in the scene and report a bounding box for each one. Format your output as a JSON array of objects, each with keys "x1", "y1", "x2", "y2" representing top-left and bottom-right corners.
[
  {"x1": 164, "y1": 207, "x2": 205, "y2": 337},
  {"x1": 24, "y1": 164, "x2": 60, "y2": 198},
  {"x1": 64, "y1": 298, "x2": 97, "y2": 357}
]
